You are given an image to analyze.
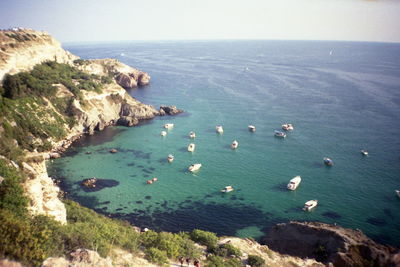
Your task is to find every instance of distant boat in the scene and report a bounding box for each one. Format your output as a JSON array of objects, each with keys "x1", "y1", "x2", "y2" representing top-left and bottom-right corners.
[
  {"x1": 167, "y1": 154, "x2": 174, "y2": 163},
  {"x1": 188, "y1": 163, "x2": 202, "y2": 172},
  {"x1": 231, "y1": 140, "x2": 239, "y2": 149},
  {"x1": 361, "y1": 150, "x2": 368, "y2": 156},
  {"x1": 187, "y1": 143, "x2": 195, "y2": 152},
  {"x1": 323, "y1": 157, "x2": 333, "y2": 166},
  {"x1": 216, "y1": 125, "x2": 224, "y2": 134},
  {"x1": 396, "y1": 190, "x2": 400, "y2": 198},
  {"x1": 282, "y1": 123, "x2": 294, "y2": 131},
  {"x1": 274, "y1": 130, "x2": 286, "y2": 138},
  {"x1": 189, "y1": 131, "x2": 196, "y2": 139},
  {"x1": 248, "y1": 125, "x2": 256, "y2": 132},
  {"x1": 161, "y1": 131, "x2": 167, "y2": 136},
  {"x1": 287, "y1": 176, "x2": 301, "y2": 191},
  {"x1": 221, "y1": 186, "x2": 234, "y2": 193},
  {"x1": 164, "y1": 123, "x2": 174, "y2": 129},
  {"x1": 303, "y1": 200, "x2": 318, "y2": 211}
]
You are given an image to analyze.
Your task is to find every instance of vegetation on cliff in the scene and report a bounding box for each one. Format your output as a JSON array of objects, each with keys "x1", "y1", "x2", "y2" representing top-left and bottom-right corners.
[
  {"x1": 0, "y1": 61, "x2": 113, "y2": 160},
  {"x1": 0, "y1": 157, "x2": 244, "y2": 266}
]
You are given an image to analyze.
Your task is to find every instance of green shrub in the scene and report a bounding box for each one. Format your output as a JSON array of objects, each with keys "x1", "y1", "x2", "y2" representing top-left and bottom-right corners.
[
  {"x1": 247, "y1": 254, "x2": 265, "y2": 267},
  {"x1": 190, "y1": 229, "x2": 218, "y2": 250},
  {"x1": 63, "y1": 200, "x2": 140, "y2": 257},
  {"x1": 145, "y1": 247, "x2": 168, "y2": 265},
  {"x1": 205, "y1": 255, "x2": 242, "y2": 267},
  {"x1": 211, "y1": 243, "x2": 242, "y2": 258},
  {"x1": 140, "y1": 230, "x2": 201, "y2": 259},
  {"x1": 0, "y1": 160, "x2": 28, "y2": 215}
]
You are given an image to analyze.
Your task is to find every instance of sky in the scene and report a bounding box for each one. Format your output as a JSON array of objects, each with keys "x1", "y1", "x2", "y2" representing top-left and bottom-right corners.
[{"x1": 1, "y1": 0, "x2": 400, "y2": 43}]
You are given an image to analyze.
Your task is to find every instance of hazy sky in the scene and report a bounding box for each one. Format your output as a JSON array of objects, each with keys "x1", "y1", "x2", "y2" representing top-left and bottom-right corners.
[{"x1": 1, "y1": 0, "x2": 400, "y2": 43}]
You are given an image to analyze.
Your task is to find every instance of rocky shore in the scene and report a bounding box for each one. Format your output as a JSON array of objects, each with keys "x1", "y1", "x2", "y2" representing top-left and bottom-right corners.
[
  {"x1": 0, "y1": 28, "x2": 182, "y2": 224},
  {"x1": 263, "y1": 221, "x2": 400, "y2": 266}
]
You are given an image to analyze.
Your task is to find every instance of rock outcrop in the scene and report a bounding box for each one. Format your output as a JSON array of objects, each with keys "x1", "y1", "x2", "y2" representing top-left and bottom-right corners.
[
  {"x1": 0, "y1": 28, "x2": 77, "y2": 81},
  {"x1": 159, "y1": 105, "x2": 184, "y2": 116},
  {"x1": 263, "y1": 221, "x2": 400, "y2": 267},
  {"x1": 77, "y1": 58, "x2": 151, "y2": 88},
  {"x1": 22, "y1": 155, "x2": 67, "y2": 224},
  {"x1": 0, "y1": 29, "x2": 167, "y2": 224}
]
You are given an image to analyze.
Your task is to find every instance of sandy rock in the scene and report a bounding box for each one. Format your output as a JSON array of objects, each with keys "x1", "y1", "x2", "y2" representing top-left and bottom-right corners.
[{"x1": 0, "y1": 259, "x2": 23, "y2": 267}]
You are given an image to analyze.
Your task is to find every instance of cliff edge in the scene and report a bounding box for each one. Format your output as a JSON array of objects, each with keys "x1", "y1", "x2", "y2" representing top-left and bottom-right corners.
[
  {"x1": 264, "y1": 221, "x2": 400, "y2": 266},
  {"x1": 0, "y1": 29, "x2": 163, "y2": 224}
]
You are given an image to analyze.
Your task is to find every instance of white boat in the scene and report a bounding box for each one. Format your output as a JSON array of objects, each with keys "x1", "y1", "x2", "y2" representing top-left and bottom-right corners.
[
  {"x1": 164, "y1": 123, "x2": 174, "y2": 129},
  {"x1": 188, "y1": 163, "x2": 202, "y2": 172},
  {"x1": 361, "y1": 150, "x2": 368, "y2": 156},
  {"x1": 248, "y1": 125, "x2": 256, "y2": 132},
  {"x1": 216, "y1": 125, "x2": 224, "y2": 134},
  {"x1": 187, "y1": 143, "x2": 195, "y2": 152},
  {"x1": 287, "y1": 176, "x2": 301, "y2": 191},
  {"x1": 221, "y1": 186, "x2": 234, "y2": 193},
  {"x1": 167, "y1": 154, "x2": 174, "y2": 163},
  {"x1": 160, "y1": 131, "x2": 167, "y2": 136},
  {"x1": 231, "y1": 140, "x2": 239, "y2": 149},
  {"x1": 323, "y1": 157, "x2": 333, "y2": 166},
  {"x1": 189, "y1": 131, "x2": 196, "y2": 138},
  {"x1": 303, "y1": 200, "x2": 318, "y2": 211},
  {"x1": 396, "y1": 190, "x2": 400, "y2": 198},
  {"x1": 282, "y1": 123, "x2": 294, "y2": 131},
  {"x1": 274, "y1": 130, "x2": 286, "y2": 138}
]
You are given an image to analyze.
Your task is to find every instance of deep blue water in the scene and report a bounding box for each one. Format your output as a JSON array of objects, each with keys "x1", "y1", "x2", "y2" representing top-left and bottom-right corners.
[{"x1": 49, "y1": 40, "x2": 400, "y2": 246}]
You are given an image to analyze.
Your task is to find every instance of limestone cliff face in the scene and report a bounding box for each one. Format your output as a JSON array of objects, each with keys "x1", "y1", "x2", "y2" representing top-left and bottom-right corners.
[
  {"x1": 77, "y1": 58, "x2": 150, "y2": 88},
  {"x1": 0, "y1": 28, "x2": 77, "y2": 81},
  {"x1": 0, "y1": 29, "x2": 160, "y2": 224},
  {"x1": 22, "y1": 156, "x2": 67, "y2": 224}
]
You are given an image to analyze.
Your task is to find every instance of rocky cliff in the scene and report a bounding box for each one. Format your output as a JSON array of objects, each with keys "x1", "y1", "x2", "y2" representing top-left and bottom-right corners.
[
  {"x1": 0, "y1": 28, "x2": 77, "y2": 82},
  {"x1": 264, "y1": 221, "x2": 400, "y2": 267},
  {"x1": 0, "y1": 29, "x2": 163, "y2": 224}
]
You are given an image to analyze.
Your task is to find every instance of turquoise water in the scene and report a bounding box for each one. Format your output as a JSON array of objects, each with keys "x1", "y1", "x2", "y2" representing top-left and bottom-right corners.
[{"x1": 49, "y1": 41, "x2": 400, "y2": 246}]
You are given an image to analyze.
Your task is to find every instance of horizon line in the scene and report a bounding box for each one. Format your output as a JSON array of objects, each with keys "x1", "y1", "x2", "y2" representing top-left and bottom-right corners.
[{"x1": 62, "y1": 38, "x2": 400, "y2": 46}]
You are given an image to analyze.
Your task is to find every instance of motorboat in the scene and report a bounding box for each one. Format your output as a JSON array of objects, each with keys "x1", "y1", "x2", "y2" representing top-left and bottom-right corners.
[
  {"x1": 221, "y1": 186, "x2": 234, "y2": 193},
  {"x1": 187, "y1": 143, "x2": 195, "y2": 152},
  {"x1": 160, "y1": 131, "x2": 167, "y2": 136},
  {"x1": 274, "y1": 130, "x2": 286, "y2": 138},
  {"x1": 282, "y1": 123, "x2": 294, "y2": 131},
  {"x1": 303, "y1": 200, "x2": 318, "y2": 211},
  {"x1": 396, "y1": 190, "x2": 400, "y2": 198},
  {"x1": 216, "y1": 125, "x2": 224, "y2": 134},
  {"x1": 188, "y1": 163, "x2": 202, "y2": 172},
  {"x1": 248, "y1": 125, "x2": 256, "y2": 132},
  {"x1": 189, "y1": 131, "x2": 196, "y2": 139},
  {"x1": 167, "y1": 154, "x2": 174, "y2": 163},
  {"x1": 231, "y1": 140, "x2": 239, "y2": 149},
  {"x1": 287, "y1": 176, "x2": 301, "y2": 191},
  {"x1": 361, "y1": 150, "x2": 368, "y2": 156},
  {"x1": 164, "y1": 123, "x2": 174, "y2": 129},
  {"x1": 323, "y1": 157, "x2": 333, "y2": 166}
]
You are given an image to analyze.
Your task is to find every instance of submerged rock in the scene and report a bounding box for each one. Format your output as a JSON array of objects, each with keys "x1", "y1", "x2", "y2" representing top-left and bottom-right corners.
[
  {"x1": 80, "y1": 178, "x2": 119, "y2": 192},
  {"x1": 263, "y1": 221, "x2": 400, "y2": 267}
]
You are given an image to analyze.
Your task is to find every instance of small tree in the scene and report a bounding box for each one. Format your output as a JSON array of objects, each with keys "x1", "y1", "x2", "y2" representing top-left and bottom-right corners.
[{"x1": 247, "y1": 254, "x2": 265, "y2": 267}]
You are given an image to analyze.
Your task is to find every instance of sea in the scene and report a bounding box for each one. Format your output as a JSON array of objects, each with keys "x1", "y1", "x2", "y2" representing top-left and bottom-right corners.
[{"x1": 48, "y1": 40, "x2": 400, "y2": 246}]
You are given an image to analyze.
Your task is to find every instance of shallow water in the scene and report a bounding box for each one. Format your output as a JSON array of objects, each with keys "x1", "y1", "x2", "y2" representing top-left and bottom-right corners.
[{"x1": 49, "y1": 40, "x2": 400, "y2": 245}]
